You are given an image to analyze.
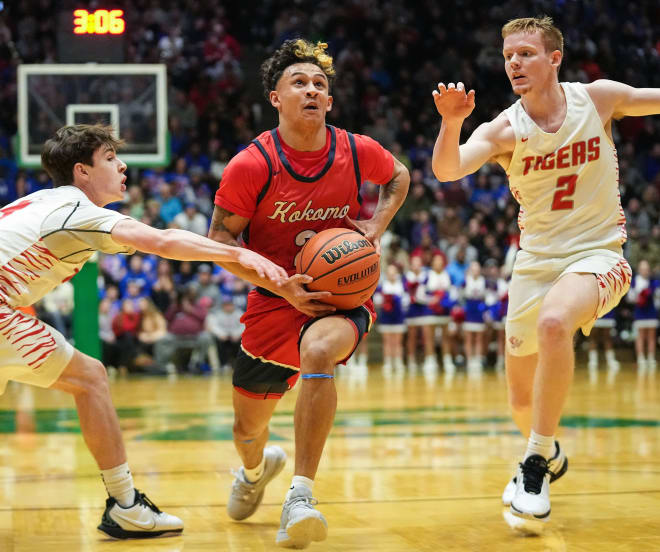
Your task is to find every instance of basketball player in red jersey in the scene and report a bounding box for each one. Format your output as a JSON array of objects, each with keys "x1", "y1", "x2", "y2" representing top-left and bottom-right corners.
[
  {"x1": 208, "y1": 39, "x2": 409, "y2": 548},
  {"x1": 431, "y1": 16, "x2": 660, "y2": 532}
]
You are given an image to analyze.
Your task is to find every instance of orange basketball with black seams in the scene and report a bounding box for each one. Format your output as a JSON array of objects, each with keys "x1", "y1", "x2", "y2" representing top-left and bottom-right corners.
[{"x1": 295, "y1": 228, "x2": 380, "y2": 310}]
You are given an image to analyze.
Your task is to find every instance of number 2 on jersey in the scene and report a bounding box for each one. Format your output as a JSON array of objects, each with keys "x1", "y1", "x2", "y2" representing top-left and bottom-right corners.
[
  {"x1": 293, "y1": 229, "x2": 317, "y2": 268},
  {"x1": 551, "y1": 174, "x2": 577, "y2": 211}
]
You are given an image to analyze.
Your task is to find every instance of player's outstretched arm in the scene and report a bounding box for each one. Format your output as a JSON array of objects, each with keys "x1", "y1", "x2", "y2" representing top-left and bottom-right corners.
[
  {"x1": 111, "y1": 218, "x2": 288, "y2": 285},
  {"x1": 431, "y1": 82, "x2": 508, "y2": 181},
  {"x1": 586, "y1": 79, "x2": 660, "y2": 121}
]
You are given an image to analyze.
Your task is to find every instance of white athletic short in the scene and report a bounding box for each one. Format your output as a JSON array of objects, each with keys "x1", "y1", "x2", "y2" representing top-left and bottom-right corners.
[
  {"x1": 0, "y1": 304, "x2": 74, "y2": 394},
  {"x1": 506, "y1": 249, "x2": 631, "y2": 357}
]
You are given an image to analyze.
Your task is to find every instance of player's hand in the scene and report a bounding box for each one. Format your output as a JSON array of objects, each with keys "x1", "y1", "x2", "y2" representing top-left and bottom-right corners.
[
  {"x1": 235, "y1": 249, "x2": 288, "y2": 285},
  {"x1": 344, "y1": 216, "x2": 383, "y2": 255},
  {"x1": 279, "y1": 274, "x2": 336, "y2": 317},
  {"x1": 432, "y1": 82, "x2": 475, "y2": 121}
]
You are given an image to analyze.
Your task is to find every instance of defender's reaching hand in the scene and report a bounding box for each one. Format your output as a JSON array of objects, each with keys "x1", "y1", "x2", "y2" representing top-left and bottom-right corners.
[{"x1": 432, "y1": 82, "x2": 476, "y2": 121}]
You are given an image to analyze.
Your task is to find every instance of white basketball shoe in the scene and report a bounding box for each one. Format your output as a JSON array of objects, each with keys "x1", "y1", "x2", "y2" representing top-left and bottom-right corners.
[{"x1": 502, "y1": 440, "x2": 567, "y2": 506}]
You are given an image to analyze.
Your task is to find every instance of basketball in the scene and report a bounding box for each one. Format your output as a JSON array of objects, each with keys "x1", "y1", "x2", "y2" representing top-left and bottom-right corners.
[{"x1": 295, "y1": 228, "x2": 380, "y2": 310}]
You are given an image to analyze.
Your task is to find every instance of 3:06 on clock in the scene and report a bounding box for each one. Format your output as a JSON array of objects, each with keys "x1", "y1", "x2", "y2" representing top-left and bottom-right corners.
[{"x1": 73, "y1": 9, "x2": 125, "y2": 35}]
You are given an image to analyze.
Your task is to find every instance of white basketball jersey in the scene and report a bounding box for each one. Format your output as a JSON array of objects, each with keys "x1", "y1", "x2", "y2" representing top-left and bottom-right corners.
[
  {"x1": 504, "y1": 82, "x2": 626, "y2": 256},
  {"x1": 0, "y1": 186, "x2": 133, "y2": 308}
]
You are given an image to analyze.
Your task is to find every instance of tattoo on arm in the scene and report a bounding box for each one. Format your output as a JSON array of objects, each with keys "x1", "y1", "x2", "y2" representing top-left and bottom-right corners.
[
  {"x1": 373, "y1": 160, "x2": 408, "y2": 220},
  {"x1": 379, "y1": 178, "x2": 399, "y2": 203},
  {"x1": 209, "y1": 207, "x2": 240, "y2": 247}
]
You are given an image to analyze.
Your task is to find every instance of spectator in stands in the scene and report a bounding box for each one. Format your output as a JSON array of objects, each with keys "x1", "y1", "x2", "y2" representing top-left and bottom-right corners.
[
  {"x1": 157, "y1": 182, "x2": 183, "y2": 224},
  {"x1": 150, "y1": 259, "x2": 177, "y2": 313},
  {"x1": 143, "y1": 198, "x2": 167, "y2": 230},
  {"x1": 193, "y1": 263, "x2": 223, "y2": 307},
  {"x1": 99, "y1": 297, "x2": 120, "y2": 370},
  {"x1": 111, "y1": 299, "x2": 142, "y2": 372},
  {"x1": 136, "y1": 297, "x2": 168, "y2": 364},
  {"x1": 173, "y1": 202, "x2": 209, "y2": 235},
  {"x1": 120, "y1": 254, "x2": 152, "y2": 297},
  {"x1": 154, "y1": 284, "x2": 214, "y2": 373},
  {"x1": 206, "y1": 295, "x2": 244, "y2": 371}
]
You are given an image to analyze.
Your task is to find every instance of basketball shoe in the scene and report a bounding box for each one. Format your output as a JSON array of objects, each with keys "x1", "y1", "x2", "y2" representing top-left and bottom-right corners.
[
  {"x1": 276, "y1": 486, "x2": 327, "y2": 549},
  {"x1": 227, "y1": 445, "x2": 287, "y2": 521},
  {"x1": 502, "y1": 440, "x2": 567, "y2": 506},
  {"x1": 509, "y1": 455, "x2": 551, "y2": 521},
  {"x1": 97, "y1": 489, "x2": 183, "y2": 539}
]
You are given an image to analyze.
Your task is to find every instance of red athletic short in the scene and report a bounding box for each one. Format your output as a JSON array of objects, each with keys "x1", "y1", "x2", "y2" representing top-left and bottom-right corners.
[{"x1": 234, "y1": 288, "x2": 376, "y2": 399}]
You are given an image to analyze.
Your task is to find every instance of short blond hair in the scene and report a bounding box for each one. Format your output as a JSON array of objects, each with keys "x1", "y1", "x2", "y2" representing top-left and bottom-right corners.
[{"x1": 502, "y1": 16, "x2": 564, "y2": 56}]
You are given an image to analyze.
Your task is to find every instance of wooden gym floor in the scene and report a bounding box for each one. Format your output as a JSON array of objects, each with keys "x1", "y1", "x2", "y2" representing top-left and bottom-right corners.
[{"x1": 0, "y1": 361, "x2": 658, "y2": 551}]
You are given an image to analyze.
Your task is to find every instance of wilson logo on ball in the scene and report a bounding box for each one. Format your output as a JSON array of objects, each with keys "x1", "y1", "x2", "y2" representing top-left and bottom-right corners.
[
  {"x1": 321, "y1": 239, "x2": 371, "y2": 264},
  {"x1": 296, "y1": 228, "x2": 380, "y2": 310}
]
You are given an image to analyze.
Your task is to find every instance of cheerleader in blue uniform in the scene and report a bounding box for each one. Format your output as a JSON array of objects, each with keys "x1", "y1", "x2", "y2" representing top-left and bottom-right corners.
[
  {"x1": 427, "y1": 254, "x2": 456, "y2": 374},
  {"x1": 587, "y1": 308, "x2": 620, "y2": 374},
  {"x1": 405, "y1": 255, "x2": 437, "y2": 372},
  {"x1": 483, "y1": 260, "x2": 508, "y2": 372},
  {"x1": 628, "y1": 260, "x2": 659, "y2": 372},
  {"x1": 463, "y1": 261, "x2": 487, "y2": 373},
  {"x1": 374, "y1": 264, "x2": 408, "y2": 374}
]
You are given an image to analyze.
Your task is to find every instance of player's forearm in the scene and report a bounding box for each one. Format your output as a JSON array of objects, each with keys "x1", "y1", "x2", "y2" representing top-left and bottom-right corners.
[
  {"x1": 217, "y1": 259, "x2": 285, "y2": 294},
  {"x1": 150, "y1": 229, "x2": 245, "y2": 264},
  {"x1": 207, "y1": 228, "x2": 284, "y2": 293},
  {"x1": 370, "y1": 161, "x2": 410, "y2": 231},
  {"x1": 432, "y1": 119, "x2": 465, "y2": 181},
  {"x1": 621, "y1": 87, "x2": 660, "y2": 117}
]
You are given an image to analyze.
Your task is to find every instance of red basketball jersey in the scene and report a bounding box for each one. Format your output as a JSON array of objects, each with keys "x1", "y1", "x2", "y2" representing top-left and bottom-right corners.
[{"x1": 215, "y1": 126, "x2": 394, "y2": 274}]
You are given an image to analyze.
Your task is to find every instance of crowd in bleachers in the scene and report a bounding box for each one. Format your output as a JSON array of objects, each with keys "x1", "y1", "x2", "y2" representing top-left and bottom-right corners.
[{"x1": 0, "y1": 0, "x2": 659, "y2": 373}]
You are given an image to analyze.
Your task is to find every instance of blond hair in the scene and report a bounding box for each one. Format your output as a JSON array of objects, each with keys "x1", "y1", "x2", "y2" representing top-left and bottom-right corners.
[{"x1": 501, "y1": 16, "x2": 564, "y2": 56}]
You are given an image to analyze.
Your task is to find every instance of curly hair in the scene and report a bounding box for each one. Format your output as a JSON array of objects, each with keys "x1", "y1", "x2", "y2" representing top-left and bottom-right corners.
[
  {"x1": 41, "y1": 124, "x2": 124, "y2": 188},
  {"x1": 260, "y1": 38, "x2": 336, "y2": 99}
]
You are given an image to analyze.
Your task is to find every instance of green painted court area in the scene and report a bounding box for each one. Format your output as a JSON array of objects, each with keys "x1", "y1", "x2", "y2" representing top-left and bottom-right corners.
[{"x1": 0, "y1": 406, "x2": 658, "y2": 440}]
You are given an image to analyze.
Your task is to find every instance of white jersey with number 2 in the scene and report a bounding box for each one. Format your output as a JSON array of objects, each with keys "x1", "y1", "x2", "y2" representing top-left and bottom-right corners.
[{"x1": 503, "y1": 82, "x2": 626, "y2": 256}]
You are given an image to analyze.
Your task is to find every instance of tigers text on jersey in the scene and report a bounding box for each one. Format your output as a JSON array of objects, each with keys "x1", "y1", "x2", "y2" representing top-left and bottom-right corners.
[
  {"x1": 504, "y1": 82, "x2": 626, "y2": 256},
  {"x1": 215, "y1": 126, "x2": 394, "y2": 274},
  {"x1": 0, "y1": 186, "x2": 133, "y2": 308}
]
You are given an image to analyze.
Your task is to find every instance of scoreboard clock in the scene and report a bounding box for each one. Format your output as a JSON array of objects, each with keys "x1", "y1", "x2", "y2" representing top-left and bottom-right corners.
[
  {"x1": 57, "y1": 9, "x2": 126, "y2": 63},
  {"x1": 73, "y1": 9, "x2": 126, "y2": 35}
]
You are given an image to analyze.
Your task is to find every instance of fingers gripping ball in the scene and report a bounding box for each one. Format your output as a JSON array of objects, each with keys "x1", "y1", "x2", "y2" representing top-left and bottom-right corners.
[{"x1": 295, "y1": 228, "x2": 380, "y2": 310}]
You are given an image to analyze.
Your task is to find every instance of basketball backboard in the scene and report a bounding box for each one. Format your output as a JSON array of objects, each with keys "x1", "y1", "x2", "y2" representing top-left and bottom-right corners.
[{"x1": 17, "y1": 64, "x2": 168, "y2": 168}]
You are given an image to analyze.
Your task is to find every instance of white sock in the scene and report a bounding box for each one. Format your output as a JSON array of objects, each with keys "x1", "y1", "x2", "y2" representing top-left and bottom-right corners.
[
  {"x1": 605, "y1": 350, "x2": 616, "y2": 362},
  {"x1": 101, "y1": 462, "x2": 135, "y2": 508},
  {"x1": 243, "y1": 455, "x2": 265, "y2": 483},
  {"x1": 286, "y1": 475, "x2": 314, "y2": 500},
  {"x1": 524, "y1": 430, "x2": 555, "y2": 461},
  {"x1": 588, "y1": 350, "x2": 598, "y2": 362}
]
